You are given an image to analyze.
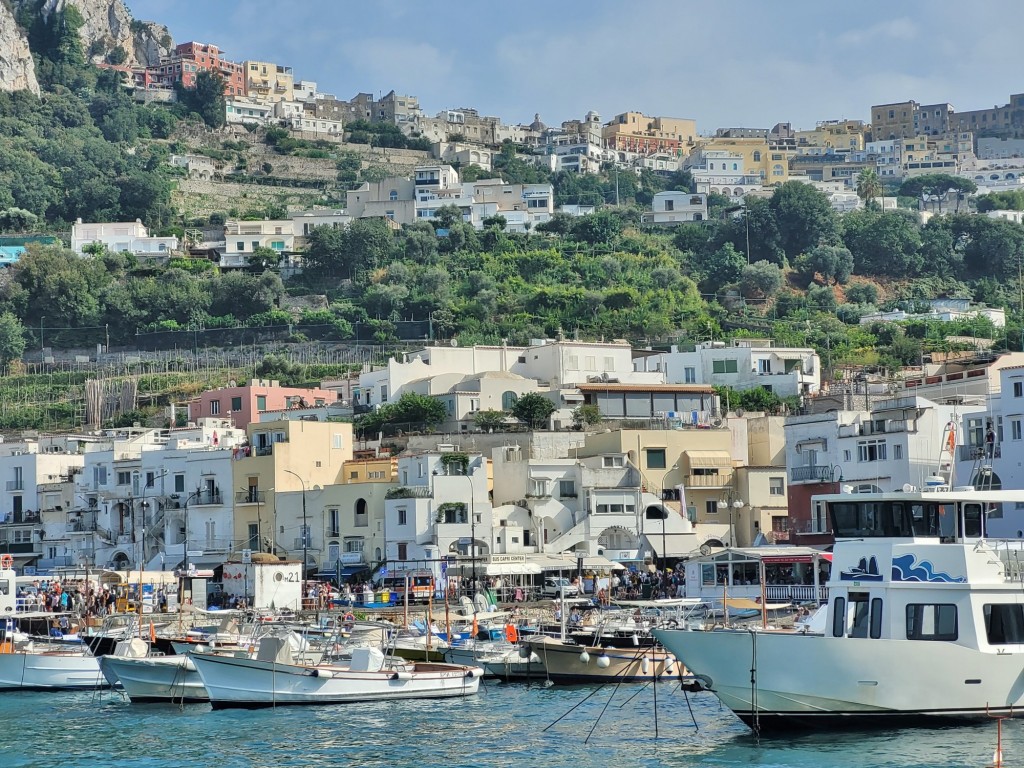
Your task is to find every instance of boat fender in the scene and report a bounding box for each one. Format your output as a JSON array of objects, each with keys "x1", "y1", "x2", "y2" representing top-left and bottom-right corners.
[
  {"x1": 641, "y1": 656, "x2": 650, "y2": 675},
  {"x1": 517, "y1": 644, "x2": 531, "y2": 659},
  {"x1": 529, "y1": 653, "x2": 541, "y2": 664},
  {"x1": 664, "y1": 656, "x2": 676, "y2": 674},
  {"x1": 579, "y1": 650, "x2": 590, "y2": 664},
  {"x1": 596, "y1": 654, "x2": 611, "y2": 669},
  {"x1": 466, "y1": 667, "x2": 483, "y2": 678},
  {"x1": 390, "y1": 670, "x2": 413, "y2": 681},
  {"x1": 312, "y1": 669, "x2": 335, "y2": 679}
]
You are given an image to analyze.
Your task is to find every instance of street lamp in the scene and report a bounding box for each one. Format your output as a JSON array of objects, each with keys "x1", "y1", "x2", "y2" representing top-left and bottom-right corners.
[
  {"x1": 138, "y1": 469, "x2": 168, "y2": 598},
  {"x1": 282, "y1": 469, "x2": 309, "y2": 584},
  {"x1": 182, "y1": 490, "x2": 202, "y2": 575},
  {"x1": 718, "y1": 498, "x2": 744, "y2": 547}
]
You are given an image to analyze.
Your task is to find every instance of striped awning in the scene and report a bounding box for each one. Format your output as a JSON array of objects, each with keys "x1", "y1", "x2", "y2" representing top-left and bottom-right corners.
[{"x1": 684, "y1": 450, "x2": 732, "y2": 468}]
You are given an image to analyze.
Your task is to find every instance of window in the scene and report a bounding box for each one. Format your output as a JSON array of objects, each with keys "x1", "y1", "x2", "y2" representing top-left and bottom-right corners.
[
  {"x1": 843, "y1": 450, "x2": 851, "y2": 462},
  {"x1": 646, "y1": 449, "x2": 667, "y2": 469},
  {"x1": 870, "y1": 597, "x2": 883, "y2": 639},
  {"x1": 559, "y1": 480, "x2": 576, "y2": 498},
  {"x1": 256, "y1": 395, "x2": 267, "y2": 411},
  {"x1": 602, "y1": 455, "x2": 624, "y2": 469},
  {"x1": 210, "y1": 400, "x2": 220, "y2": 415},
  {"x1": 705, "y1": 499, "x2": 718, "y2": 516},
  {"x1": 906, "y1": 603, "x2": 958, "y2": 641},
  {"x1": 231, "y1": 397, "x2": 242, "y2": 412},
  {"x1": 832, "y1": 596, "x2": 846, "y2": 637},
  {"x1": 145, "y1": 471, "x2": 155, "y2": 489},
  {"x1": 501, "y1": 391, "x2": 518, "y2": 410},
  {"x1": 684, "y1": 367, "x2": 696, "y2": 384},
  {"x1": 333, "y1": 434, "x2": 344, "y2": 450},
  {"x1": 857, "y1": 439, "x2": 887, "y2": 462},
  {"x1": 893, "y1": 444, "x2": 903, "y2": 460},
  {"x1": 753, "y1": 151, "x2": 761, "y2": 162},
  {"x1": 712, "y1": 359, "x2": 738, "y2": 374},
  {"x1": 769, "y1": 477, "x2": 784, "y2": 496},
  {"x1": 1014, "y1": 381, "x2": 1023, "y2": 398},
  {"x1": 397, "y1": 543, "x2": 408, "y2": 560},
  {"x1": 397, "y1": 509, "x2": 407, "y2": 526},
  {"x1": 271, "y1": 241, "x2": 285, "y2": 251},
  {"x1": 665, "y1": 199, "x2": 674, "y2": 211},
  {"x1": 848, "y1": 592, "x2": 871, "y2": 638},
  {"x1": 116, "y1": 471, "x2": 131, "y2": 486},
  {"x1": 1013, "y1": 420, "x2": 1022, "y2": 441},
  {"x1": 174, "y1": 474, "x2": 185, "y2": 493},
  {"x1": 251, "y1": 241, "x2": 259, "y2": 251},
  {"x1": 236, "y1": 241, "x2": 244, "y2": 251},
  {"x1": 984, "y1": 604, "x2": 1024, "y2": 644}
]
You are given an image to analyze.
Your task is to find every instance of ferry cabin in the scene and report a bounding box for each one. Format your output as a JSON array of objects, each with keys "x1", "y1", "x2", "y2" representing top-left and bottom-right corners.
[{"x1": 815, "y1": 489, "x2": 1024, "y2": 648}]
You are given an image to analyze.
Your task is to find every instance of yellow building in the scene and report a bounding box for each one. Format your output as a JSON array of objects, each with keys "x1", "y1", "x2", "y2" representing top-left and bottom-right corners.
[
  {"x1": 231, "y1": 419, "x2": 353, "y2": 556},
  {"x1": 870, "y1": 100, "x2": 917, "y2": 140},
  {"x1": 602, "y1": 112, "x2": 697, "y2": 155},
  {"x1": 243, "y1": 60, "x2": 294, "y2": 103},
  {"x1": 690, "y1": 137, "x2": 793, "y2": 184},
  {"x1": 794, "y1": 121, "x2": 866, "y2": 153},
  {"x1": 343, "y1": 453, "x2": 398, "y2": 484}
]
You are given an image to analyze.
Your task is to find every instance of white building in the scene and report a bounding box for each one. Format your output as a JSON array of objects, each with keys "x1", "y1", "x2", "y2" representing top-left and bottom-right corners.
[
  {"x1": 225, "y1": 97, "x2": 274, "y2": 126},
  {"x1": 859, "y1": 298, "x2": 1006, "y2": 328},
  {"x1": 222, "y1": 219, "x2": 296, "y2": 268},
  {"x1": 71, "y1": 219, "x2": 178, "y2": 257},
  {"x1": 635, "y1": 339, "x2": 820, "y2": 398},
  {"x1": 641, "y1": 191, "x2": 708, "y2": 225}
]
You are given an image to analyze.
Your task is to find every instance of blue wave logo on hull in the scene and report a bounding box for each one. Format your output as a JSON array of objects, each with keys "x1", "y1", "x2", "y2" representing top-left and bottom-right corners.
[
  {"x1": 839, "y1": 556, "x2": 884, "y2": 581},
  {"x1": 891, "y1": 554, "x2": 966, "y2": 583}
]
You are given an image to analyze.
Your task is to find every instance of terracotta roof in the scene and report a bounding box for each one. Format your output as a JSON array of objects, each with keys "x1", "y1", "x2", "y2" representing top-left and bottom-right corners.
[{"x1": 576, "y1": 383, "x2": 714, "y2": 393}]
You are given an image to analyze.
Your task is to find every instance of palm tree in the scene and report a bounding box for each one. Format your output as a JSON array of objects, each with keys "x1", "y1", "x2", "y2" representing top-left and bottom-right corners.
[{"x1": 856, "y1": 168, "x2": 883, "y2": 210}]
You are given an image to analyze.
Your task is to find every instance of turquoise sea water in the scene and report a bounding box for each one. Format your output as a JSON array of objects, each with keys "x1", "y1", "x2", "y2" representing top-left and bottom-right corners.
[{"x1": 0, "y1": 682, "x2": 1017, "y2": 768}]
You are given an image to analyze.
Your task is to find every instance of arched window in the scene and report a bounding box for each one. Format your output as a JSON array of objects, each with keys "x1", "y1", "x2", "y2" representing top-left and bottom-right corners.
[
  {"x1": 732, "y1": 163, "x2": 738, "y2": 171},
  {"x1": 355, "y1": 498, "x2": 368, "y2": 526},
  {"x1": 501, "y1": 391, "x2": 518, "y2": 410}
]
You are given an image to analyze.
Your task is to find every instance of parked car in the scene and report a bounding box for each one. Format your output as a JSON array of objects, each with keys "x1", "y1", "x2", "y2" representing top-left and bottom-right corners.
[{"x1": 542, "y1": 577, "x2": 579, "y2": 598}]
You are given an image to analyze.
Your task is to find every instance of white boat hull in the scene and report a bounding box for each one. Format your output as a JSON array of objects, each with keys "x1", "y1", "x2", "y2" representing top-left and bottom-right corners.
[
  {"x1": 445, "y1": 646, "x2": 543, "y2": 680},
  {"x1": 653, "y1": 627, "x2": 1024, "y2": 730},
  {"x1": 99, "y1": 655, "x2": 208, "y2": 702},
  {"x1": 191, "y1": 652, "x2": 482, "y2": 708},
  {"x1": 522, "y1": 636, "x2": 675, "y2": 683},
  {"x1": 0, "y1": 651, "x2": 105, "y2": 690}
]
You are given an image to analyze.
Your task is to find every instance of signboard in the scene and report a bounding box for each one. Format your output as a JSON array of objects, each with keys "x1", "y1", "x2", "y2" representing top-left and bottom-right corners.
[
  {"x1": 241, "y1": 549, "x2": 252, "y2": 564},
  {"x1": 458, "y1": 537, "x2": 471, "y2": 546},
  {"x1": 186, "y1": 550, "x2": 204, "y2": 558},
  {"x1": 340, "y1": 552, "x2": 365, "y2": 565},
  {"x1": 488, "y1": 554, "x2": 527, "y2": 564}
]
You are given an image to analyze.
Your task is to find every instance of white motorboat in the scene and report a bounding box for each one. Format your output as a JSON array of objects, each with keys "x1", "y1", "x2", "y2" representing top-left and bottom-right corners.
[
  {"x1": 445, "y1": 640, "x2": 543, "y2": 680},
  {"x1": 521, "y1": 634, "x2": 676, "y2": 683},
  {"x1": 654, "y1": 486, "x2": 1024, "y2": 732},
  {"x1": 100, "y1": 653, "x2": 207, "y2": 703},
  {"x1": 0, "y1": 637, "x2": 106, "y2": 690},
  {"x1": 192, "y1": 637, "x2": 482, "y2": 708}
]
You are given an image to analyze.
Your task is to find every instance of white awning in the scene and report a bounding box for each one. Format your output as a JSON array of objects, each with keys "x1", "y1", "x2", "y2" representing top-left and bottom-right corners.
[
  {"x1": 684, "y1": 450, "x2": 733, "y2": 468},
  {"x1": 534, "y1": 554, "x2": 625, "y2": 571}
]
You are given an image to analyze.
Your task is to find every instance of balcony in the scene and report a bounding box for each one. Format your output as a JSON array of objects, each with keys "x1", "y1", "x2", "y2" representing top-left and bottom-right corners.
[
  {"x1": 385, "y1": 486, "x2": 433, "y2": 500},
  {"x1": 235, "y1": 490, "x2": 267, "y2": 504},
  {"x1": 5, "y1": 480, "x2": 24, "y2": 492},
  {"x1": 790, "y1": 465, "x2": 832, "y2": 483},
  {"x1": 254, "y1": 445, "x2": 275, "y2": 457},
  {"x1": 191, "y1": 490, "x2": 223, "y2": 506},
  {"x1": 0, "y1": 541, "x2": 38, "y2": 554},
  {"x1": 958, "y1": 444, "x2": 1001, "y2": 462},
  {"x1": 1, "y1": 511, "x2": 40, "y2": 525}
]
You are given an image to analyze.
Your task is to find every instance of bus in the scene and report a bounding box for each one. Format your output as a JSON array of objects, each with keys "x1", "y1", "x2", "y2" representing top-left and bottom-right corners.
[{"x1": 379, "y1": 570, "x2": 434, "y2": 603}]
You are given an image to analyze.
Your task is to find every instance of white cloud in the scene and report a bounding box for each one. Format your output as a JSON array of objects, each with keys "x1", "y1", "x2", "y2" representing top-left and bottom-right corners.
[{"x1": 837, "y1": 18, "x2": 918, "y2": 47}]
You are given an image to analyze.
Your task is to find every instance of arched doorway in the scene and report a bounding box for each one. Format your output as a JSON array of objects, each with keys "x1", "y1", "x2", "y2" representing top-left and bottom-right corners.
[
  {"x1": 598, "y1": 526, "x2": 638, "y2": 561},
  {"x1": 111, "y1": 551, "x2": 130, "y2": 570},
  {"x1": 971, "y1": 470, "x2": 1002, "y2": 491}
]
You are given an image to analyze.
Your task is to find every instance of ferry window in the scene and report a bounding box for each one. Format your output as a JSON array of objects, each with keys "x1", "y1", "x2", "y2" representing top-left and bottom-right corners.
[
  {"x1": 870, "y1": 598, "x2": 883, "y2": 639},
  {"x1": 910, "y1": 503, "x2": 940, "y2": 537},
  {"x1": 832, "y1": 596, "x2": 846, "y2": 637},
  {"x1": 0, "y1": 579, "x2": 7, "y2": 595},
  {"x1": 848, "y1": 592, "x2": 870, "y2": 638},
  {"x1": 906, "y1": 604, "x2": 958, "y2": 641},
  {"x1": 962, "y1": 503, "x2": 983, "y2": 538},
  {"x1": 939, "y1": 504, "x2": 956, "y2": 540},
  {"x1": 984, "y1": 604, "x2": 1024, "y2": 644}
]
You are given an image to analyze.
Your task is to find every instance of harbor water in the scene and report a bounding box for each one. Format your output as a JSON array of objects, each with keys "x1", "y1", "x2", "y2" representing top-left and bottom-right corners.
[{"x1": 1, "y1": 682, "x2": 1017, "y2": 767}]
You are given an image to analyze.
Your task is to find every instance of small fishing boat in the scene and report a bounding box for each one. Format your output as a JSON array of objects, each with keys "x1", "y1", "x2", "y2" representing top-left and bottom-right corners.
[
  {"x1": 445, "y1": 639, "x2": 544, "y2": 680},
  {"x1": 521, "y1": 635, "x2": 676, "y2": 684},
  {"x1": 0, "y1": 626, "x2": 107, "y2": 690},
  {"x1": 192, "y1": 637, "x2": 482, "y2": 708},
  {"x1": 100, "y1": 653, "x2": 208, "y2": 703}
]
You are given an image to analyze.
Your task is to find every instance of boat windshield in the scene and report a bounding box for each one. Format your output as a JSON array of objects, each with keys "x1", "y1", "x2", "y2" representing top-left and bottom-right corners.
[{"x1": 830, "y1": 499, "x2": 958, "y2": 539}]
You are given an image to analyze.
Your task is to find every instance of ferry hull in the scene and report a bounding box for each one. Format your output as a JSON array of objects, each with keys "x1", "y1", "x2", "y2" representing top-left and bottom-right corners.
[
  {"x1": 191, "y1": 652, "x2": 481, "y2": 708},
  {"x1": 99, "y1": 655, "x2": 208, "y2": 702},
  {"x1": 653, "y1": 628, "x2": 1024, "y2": 732},
  {"x1": 0, "y1": 651, "x2": 105, "y2": 690}
]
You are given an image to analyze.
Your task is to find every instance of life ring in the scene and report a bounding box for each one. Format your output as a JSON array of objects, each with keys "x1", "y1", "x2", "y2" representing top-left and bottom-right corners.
[
  {"x1": 343, "y1": 612, "x2": 355, "y2": 624},
  {"x1": 504, "y1": 623, "x2": 519, "y2": 643},
  {"x1": 0, "y1": 555, "x2": 12, "y2": 570}
]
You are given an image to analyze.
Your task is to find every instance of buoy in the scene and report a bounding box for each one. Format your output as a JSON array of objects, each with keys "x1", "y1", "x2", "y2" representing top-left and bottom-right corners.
[
  {"x1": 641, "y1": 656, "x2": 650, "y2": 675},
  {"x1": 518, "y1": 644, "x2": 531, "y2": 659},
  {"x1": 579, "y1": 650, "x2": 590, "y2": 664},
  {"x1": 632, "y1": 633, "x2": 640, "y2": 646},
  {"x1": 596, "y1": 654, "x2": 611, "y2": 669},
  {"x1": 665, "y1": 656, "x2": 676, "y2": 674}
]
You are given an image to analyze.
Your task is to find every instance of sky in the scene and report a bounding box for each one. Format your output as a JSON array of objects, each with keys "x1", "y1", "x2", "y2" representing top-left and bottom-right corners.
[{"x1": 126, "y1": 0, "x2": 1024, "y2": 133}]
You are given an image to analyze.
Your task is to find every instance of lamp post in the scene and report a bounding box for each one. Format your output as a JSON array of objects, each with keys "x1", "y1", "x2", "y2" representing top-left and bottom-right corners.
[
  {"x1": 182, "y1": 490, "x2": 201, "y2": 575},
  {"x1": 138, "y1": 469, "x2": 168, "y2": 605},
  {"x1": 717, "y1": 497, "x2": 744, "y2": 547},
  {"x1": 283, "y1": 469, "x2": 309, "y2": 585}
]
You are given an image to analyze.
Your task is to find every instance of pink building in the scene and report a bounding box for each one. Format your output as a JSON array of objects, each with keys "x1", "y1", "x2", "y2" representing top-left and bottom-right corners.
[{"x1": 188, "y1": 379, "x2": 338, "y2": 429}]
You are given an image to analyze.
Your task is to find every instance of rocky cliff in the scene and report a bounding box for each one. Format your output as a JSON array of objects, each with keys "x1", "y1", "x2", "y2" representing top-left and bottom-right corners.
[{"x1": 0, "y1": 2, "x2": 39, "y2": 95}]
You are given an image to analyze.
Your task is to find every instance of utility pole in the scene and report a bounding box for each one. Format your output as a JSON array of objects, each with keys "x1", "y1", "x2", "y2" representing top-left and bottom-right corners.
[{"x1": 283, "y1": 469, "x2": 309, "y2": 585}]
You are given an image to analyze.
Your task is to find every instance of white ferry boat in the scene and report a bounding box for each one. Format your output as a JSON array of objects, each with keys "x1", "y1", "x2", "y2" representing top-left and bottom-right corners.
[{"x1": 654, "y1": 486, "x2": 1024, "y2": 731}]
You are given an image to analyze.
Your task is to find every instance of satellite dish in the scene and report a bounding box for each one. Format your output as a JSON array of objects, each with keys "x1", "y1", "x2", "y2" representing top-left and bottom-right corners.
[
  {"x1": 450, "y1": 339, "x2": 459, "y2": 347},
  {"x1": 699, "y1": 544, "x2": 712, "y2": 556},
  {"x1": 229, "y1": 380, "x2": 237, "y2": 387},
  {"x1": 902, "y1": 483, "x2": 914, "y2": 493}
]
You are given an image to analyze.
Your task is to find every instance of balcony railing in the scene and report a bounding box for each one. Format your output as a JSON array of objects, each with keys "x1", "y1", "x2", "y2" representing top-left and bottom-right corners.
[
  {"x1": 1, "y1": 511, "x2": 40, "y2": 525},
  {"x1": 385, "y1": 486, "x2": 433, "y2": 500},
  {"x1": 958, "y1": 444, "x2": 1001, "y2": 462},
  {"x1": 790, "y1": 465, "x2": 832, "y2": 482},
  {"x1": 765, "y1": 585, "x2": 828, "y2": 604},
  {"x1": 191, "y1": 490, "x2": 223, "y2": 506},
  {"x1": 235, "y1": 490, "x2": 267, "y2": 504},
  {"x1": 6, "y1": 480, "x2": 24, "y2": 491}
]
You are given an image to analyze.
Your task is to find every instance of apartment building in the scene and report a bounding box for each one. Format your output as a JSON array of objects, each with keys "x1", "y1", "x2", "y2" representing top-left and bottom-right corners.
[
  {"x1": 602, "y1": 112, "x2": 697, "y2": 157},
  {"x1": 143, "y1": 41, "x2": 246, "y2": 96},
  {"x1": 71, "y1": 219, "x2": 178, "y2": 257},
  {"x1": 221, "y1": 219, "x2": 295, "y2": 268},
  {"x1": 188, "y1": 380, "x2": 338, "y2": 429},
  {"x1": 243, "y1": 60, "x2": 294, "y2": 103},
  {"x1": 641, "y1": 191, "x2": 708, "y2": 225}
]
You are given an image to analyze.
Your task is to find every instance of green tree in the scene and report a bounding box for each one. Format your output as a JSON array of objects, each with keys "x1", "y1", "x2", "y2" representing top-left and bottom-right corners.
[
  {"x1": 845, "y1": 283, "x2": 879, "y2": 305},
  {"x1": 176, "y1": 71, "x2": 227, "y2": 128},
  {"x1": 0, "y1": 312, "x2": 26, "y2": 372},
  {"x1": 855, "y1": 168, "x2": 883, "y2": 209},
  {"x1": 249, "y1": 246, "x2": 282, "y2": 271},
  {"x1": 511, "y1": 392, "x2": 556, "y2": 428},
  {"x1": 571, "y1": 404, "x2": 602, "y2": 429},
  {"x1": 769, "y1": 181, "x2": 838, "y2": 259},
  {"x1": 794, "y1": 244, "x2": 854, "y2": 285},
  {"x1": 738, "y1": 260, "x2": 783, "y2": 298},
  {"x1": 473, "y1": 409, "x2": 508, "y2": 431},
  {"x1": 842, "y1": 210, "x2": 923, "y2": 276},
  {"x1": 0, "y1": 208, "x2": 38, "y2": 233}
]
